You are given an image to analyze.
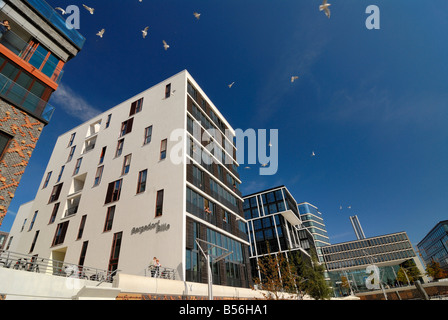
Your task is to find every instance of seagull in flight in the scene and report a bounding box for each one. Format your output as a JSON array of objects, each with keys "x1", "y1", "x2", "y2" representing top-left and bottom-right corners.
[
  {"x1": 311, "y1": 151, "x2": 316, "y2": 157},
  {"x1": 228, "y1": 82, "x2": 235, "y2": 88},
  {"x1": 163, "y1": 40, "x2": 170, "y2": 50},
  {"x1": 194, "y1": 12, "x2": 201, "y2": 20},
  {"x1": 83, "y1": 4, "x2": 95, "y2": 14},
  {"x1": 142, "y1": 26, "x2": 149, "y2": 38},
  {"x1": 55, "y1": 7, "x2": 66, "y2": 15},
  {"x1": 291, "y1": 76, "x2": 299, "y2": 83},
  {"x1": 96, "y1": 29, "x2": 105, "y2": 38},
  {"x1": 319, "y1": 0, "x2": 331, "y2": 18}
]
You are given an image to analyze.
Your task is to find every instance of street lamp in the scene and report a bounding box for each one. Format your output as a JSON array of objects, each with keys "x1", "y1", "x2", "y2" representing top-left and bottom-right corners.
[{"x1": 195, "y1": 238, "x2": 233, "y2": 300}]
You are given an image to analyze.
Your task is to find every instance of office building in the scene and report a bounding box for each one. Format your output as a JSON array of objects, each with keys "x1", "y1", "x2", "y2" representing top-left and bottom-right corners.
[
  {"x1": 417, "y1": 220, "x2": 448, "y2": 272},
  {"x1": 0, "y1": 0, "x2": 84, "y2": 227},
  {"x1": 298, "y1": 202, "x2": 330, "y2": 262},
  {"x1": 321, "y1": 231, "x2": 425, "y2": 297},
  {"x1": 6, "y1": 70, "x2": 252, "y2": 288},
  {"x1": 243, "y1": 186, "x2": 315, "y2": 281}
]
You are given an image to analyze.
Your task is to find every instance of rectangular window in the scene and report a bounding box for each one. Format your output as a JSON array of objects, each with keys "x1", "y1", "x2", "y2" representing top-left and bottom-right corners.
[
  {"x1": 29, "y1": 230, "x2": 39, "y2": 253},
  {"x1": 73, "y1": 157, "x2": 83, "y2": 175},
  {"x1": 49, "y1": 202, "x2": 60, "y2": 224},
  {"x1": 93, "y1": 165, "x2": 104, "y2": 186},
  {"x1": 0, "y1": 130, "x2": 12, "y2": 160},
  {"x1": 29, "y1": 210, "x2": 38, "y2": 231},
  {"x1": 155, "y1": 189, "x2": 164, "y2": 217},
  {"x1": 57, "y1": 165, "x2": 65, "y2": 183},
  {"x1": 105, "y1": 114, "x2": 112, "y2": 128},
  {"x1": 67, "y1": 146, "x2": 76, "y2": 162},
  {"x1": 52, "y1": 221, "x2": 69, "y2": 246},
  {"x1": 143, "y1": 126, "x2": 152, "y2": 145},
  {"x1": 165, "y1": 83, "x2": 171, "y2": 98},
  {"x1": 115, "y1": 139, "x2": 124, "y2": 157},
  {"x1": 43, "y1": 171, "x2": 52, "y2": 189},
  {"x1": 77, "y1": 215, "x2": 87, "y2": 240},
  {"x1": 108, "y1": 232, "x2": 123, "y2": 273},
  {"x1": 68, "y1": 132, "x2": 76, "y2": 147},
  {"x1": 104, "y1": 206, "x2": 115, "y2": 232},
  {"x1": 49, "y1": 183, "x2": 63, "y2": 203},
  {"x1": 99, "y1": 146, "x2": 107, "y2": 164},
  {"x1": 78, "y1": 241, "x2": 88, "y2": 266},
  {"x1": 137, "y1": 169, "x2": 147, "y2": 194},
  {"x1": 160, "y1": 139, "x2": 167, "y2": 160},
  {"x1": 130, "y1": 98, "x2": 143, "y2": 116},
  {"x1": 121, "y1": 154, "x2": 131, "y2": 175},
  {"x1": 105, "y1": 179, "x2": 122, "y2": 204},
  {"x1": 120, "y1": 118, "x2": 134, "y2": 137}
]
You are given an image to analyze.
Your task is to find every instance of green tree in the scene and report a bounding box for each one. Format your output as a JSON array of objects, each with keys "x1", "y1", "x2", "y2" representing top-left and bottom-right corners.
[
  {"x1": 426, "y1": 259, "x2": 448, "y2": 281},
  {"x1": 397, "y1": 259, "x2": 422, "y2": 284}
]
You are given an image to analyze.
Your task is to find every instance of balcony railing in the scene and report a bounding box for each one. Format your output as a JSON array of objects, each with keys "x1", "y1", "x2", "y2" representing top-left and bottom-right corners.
[
  {"x1": 24, "y1": 0, "x2": 86, "y2": 49},
  {"x1": 0, "y1": 28, "x2": 64, "y2": 83},
  {"x1": 0, "y1": 72, "x2": 54, "y2": 122}
]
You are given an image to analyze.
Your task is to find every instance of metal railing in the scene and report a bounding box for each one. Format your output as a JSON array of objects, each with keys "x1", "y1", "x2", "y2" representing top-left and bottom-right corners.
[
  {"x1": 0, "y1": 250, "x2": 116, "y2": 284},
  {"x1": 144, "y1": 265, "x2": 177, "y2": 280}
]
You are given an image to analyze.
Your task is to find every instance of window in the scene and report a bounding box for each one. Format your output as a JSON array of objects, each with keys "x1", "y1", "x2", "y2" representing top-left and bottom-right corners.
[
  {"x1": 104, "y1": 206, "x2": 115, "y2": 232},
  {"x1": 20, "y1": 219, "x2": 27, "y2": 232},
  {"x1": 43, "y1": 171, "x2": 52, "y2": 188},
  {"x1": 56, "y1": 165, "x2": 65, "y2": 183},
  {"x1": 99, "y1": 146, "x2": 107, "y2": 164},
  {"x1": 52, "y1": 221, "x2": 69, "y2": 246},
  {"x1": 130, "y1": 98, "x2": 143, "y2": 115},
  {"x1": 155, "y1": 190, "x2": 164, "y2": 217},
  {"x1": 78, "y1": 241, "x2": 88, "y2": 266},
  {"x1": 108, "y1": 232, "x2": 123, "y2": 273},
  {"x1": 121, "y1": 154, "x2": 131, "y2": 175},
  {"x1": 137, "y1": 169, "x2": 147, "y2": 194},
  {"x1": 105, "y1": 179, "x2": 122, "y2": 204},
  {"x1": 165, "y1": 83, "x2": 171, "y2": 98},
  {"x1": 49, "y1": 202, "x2": 60, "y2": 224},
  {"x1": 120, "y1": 118, "x2": 134, "y2": 137},
  {"x1": 29, "y1": 231, "x2": 39, "y2": 253},
  {"x1": 29, "y1": 211, "x2": 38, "y2": 231},
  {"x1": 115, "y1": 139, "x2": 124, "y2": 157},
  {"x1": 160, "y1": 139, "x2": 167, "y2": 160},
  {"x1": 93, "y1": 166, "x2": 104, "y2": 186},
  {"x1": 143, "y1": 126, "x2": 152, "y2": 145},
  {"x1": 49, "y1": 183, "x2": 63, "y2": 203},
  {"x1": 187, "y1": 82, "x2": 197, "y2": 100},
  {"x1": 77, "y1": 215, "x2": 87, "y2": 240},
  {"x1": 67, "y1": 146, "x2": 76, "y2": 162},
  {"x1": 0, "y1": 131, "x2": 12, "y2": 160},
  {"x1": 68, "y1": 133, "x2": 76, "y2": 147},
  {"x1": 105, "y1": 114, "x2": 112, "y2": 128},
  {"x1": 73, "y1": 157, "x2": 83, "y2": 175}
]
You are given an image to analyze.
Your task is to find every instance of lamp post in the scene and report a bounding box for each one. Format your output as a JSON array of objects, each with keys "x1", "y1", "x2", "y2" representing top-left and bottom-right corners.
[{"x1": 196, "y1": 238, "x2": 233, "y2": 300}]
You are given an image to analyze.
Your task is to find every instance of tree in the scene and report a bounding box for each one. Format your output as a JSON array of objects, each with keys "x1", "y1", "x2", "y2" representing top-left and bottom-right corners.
[
  {"x1": 397, "y1": 259, "x2": 422, "y2": 284},
  {"x1": 425, "y1": 259, "x2": 448, "y2": 281}
]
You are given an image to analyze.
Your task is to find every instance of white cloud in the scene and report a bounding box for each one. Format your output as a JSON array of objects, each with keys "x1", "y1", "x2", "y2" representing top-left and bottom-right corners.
[{"x1": 51, "y1": 85, "x2": 101, "y2": 122}]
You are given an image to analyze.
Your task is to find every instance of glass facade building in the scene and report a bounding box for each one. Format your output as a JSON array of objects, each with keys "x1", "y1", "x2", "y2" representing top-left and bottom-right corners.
[
  {"x1": 243, "y1": 186, "x2": 316, "y2": 281},
  {"x1": 417, "y1": 220, "x2": 448, "y2": 272}
]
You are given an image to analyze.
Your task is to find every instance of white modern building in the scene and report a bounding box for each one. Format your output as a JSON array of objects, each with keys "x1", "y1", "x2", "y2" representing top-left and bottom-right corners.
[{"x1": 6, "y1": 70, "x2": 252, "y2": 289}]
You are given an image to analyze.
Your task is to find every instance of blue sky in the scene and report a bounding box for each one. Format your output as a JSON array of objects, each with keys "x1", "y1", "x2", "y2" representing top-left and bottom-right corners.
[{"x1": 1, "y1": 0, "x2": 447, "y2": 250}]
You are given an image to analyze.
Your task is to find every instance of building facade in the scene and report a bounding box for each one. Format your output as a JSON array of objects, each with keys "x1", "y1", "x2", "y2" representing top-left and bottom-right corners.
[
  {"x1": 7, "y1": 70, "x2": 252, "y2": 288},
  {"x1": 417, "y1": 220, "x2": 448, "y2": 272},
  {"x1": 0, "y1": 0, "x2": 84, "y2": 226},
  {"x1": 243, "y1": 186, "x2": 315, "y2": 281},
  {"x1": 321, "y1": 231, "x2": 426, "y2": 297}
]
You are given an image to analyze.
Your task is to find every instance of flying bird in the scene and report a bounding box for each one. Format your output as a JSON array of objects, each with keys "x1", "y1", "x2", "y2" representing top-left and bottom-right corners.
[
  {"x1": 194, "y1": 12, "x2": 201, "y2": 20},
  {"x1": 228, "y1": 82, "x2": 235, "y2": 88},
  {"x1": 55, "y1": 7, "x2": 66, "y2": 15},
  {"x1": 83, "y1": 4, "x2": 95, "y2": 14},
  {"x1": 96, "y1": 29, "x2": 105, "y2": 38},
  {"x1": 142, "y1": 26, "x2": 149, "y2": 38},
  {"x1": 311, "y1": 151, "x2": 316, "y2": 157},
  {"x1": 319, "y1": 0, "x2": 331, "y2": 18},
  {"x1": 291, "y1": 76, "x2": 299, "y2": 83},
  {"x1": 163, "y1": 40, "x2": 169, "y2": 50}
]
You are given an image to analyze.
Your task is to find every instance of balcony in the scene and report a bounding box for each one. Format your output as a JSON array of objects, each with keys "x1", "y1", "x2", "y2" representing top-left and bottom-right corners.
[
  {"x1": 0, "y1": 28, "x2": 64, "y2": 83},
  {"x1": 0, "y1": 71, "x2": 54, "y2": 122}
]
